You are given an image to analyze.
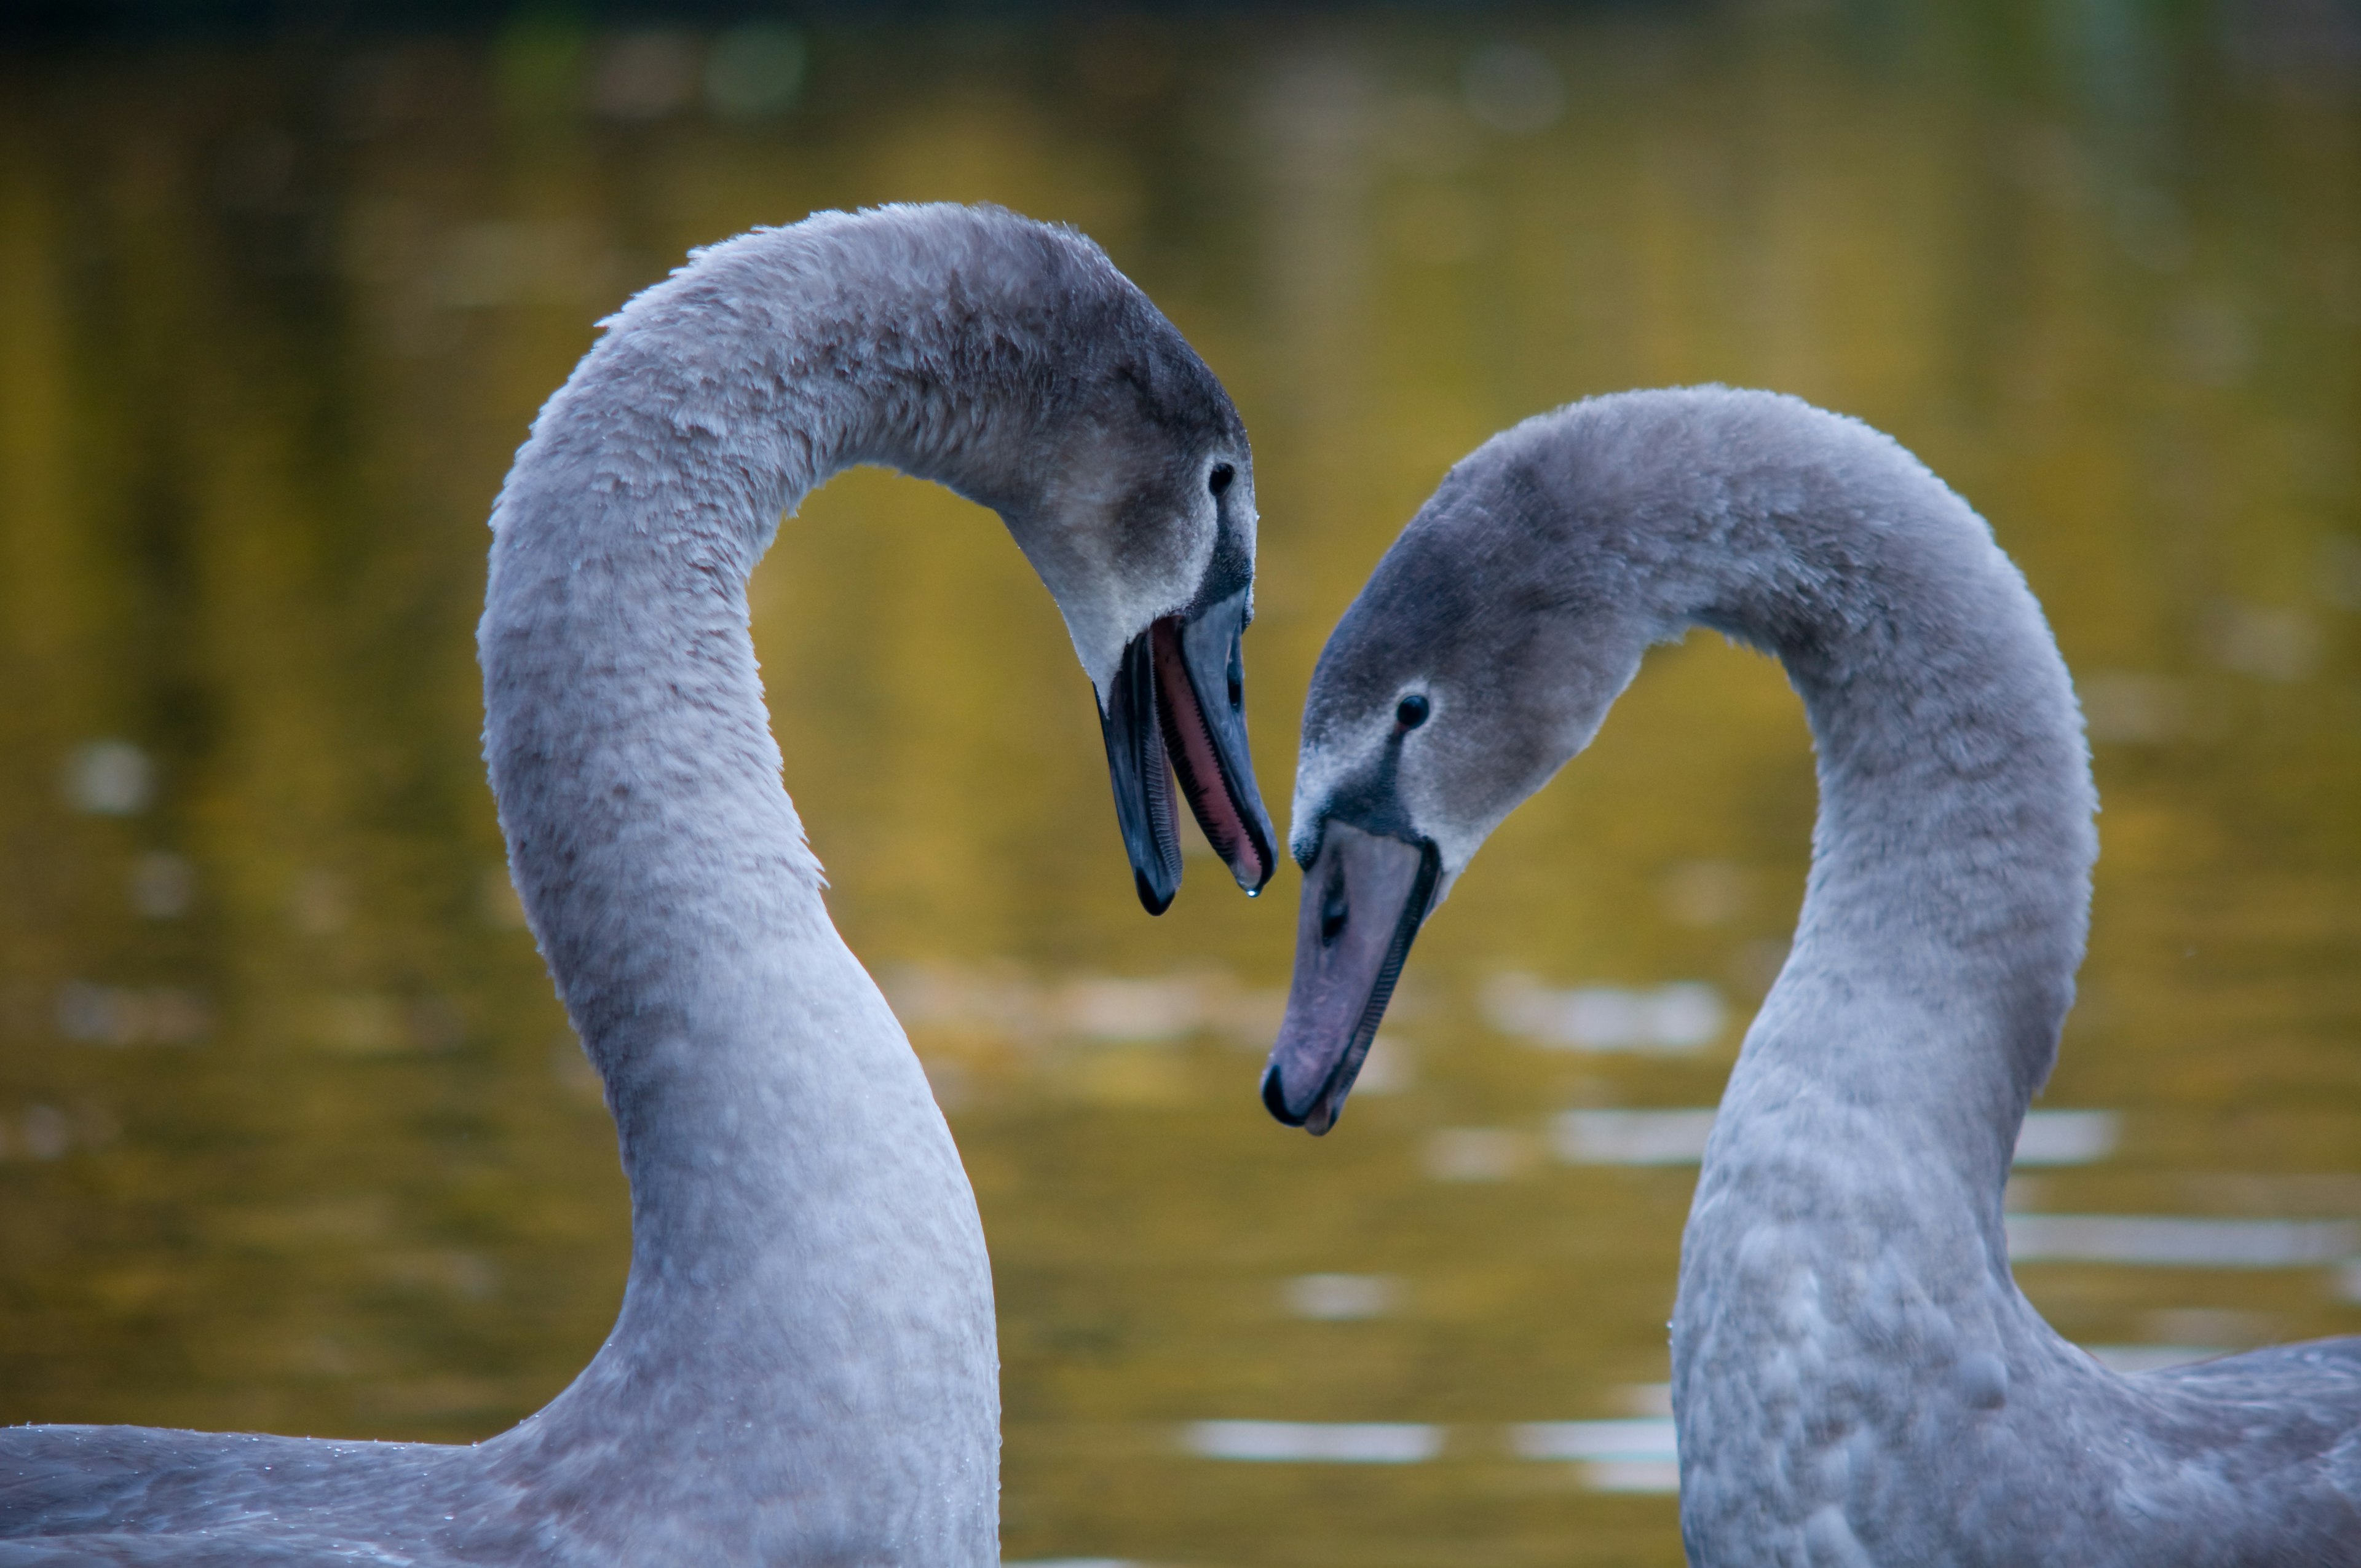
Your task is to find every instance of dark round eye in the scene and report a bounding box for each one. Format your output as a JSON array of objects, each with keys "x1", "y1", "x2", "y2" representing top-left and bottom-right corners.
[
  {"x1": 1208, "y1": 463, "x2": 1235, "y2": 498},
  {"x1": 1396, "y1": 693, "x2": 1430, "y2": 731}
]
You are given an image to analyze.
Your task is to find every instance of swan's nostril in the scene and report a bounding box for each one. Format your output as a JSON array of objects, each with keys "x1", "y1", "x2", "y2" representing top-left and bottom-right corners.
[{"x1": 1320, "y1": 885, "x2": 1348, "y2": 944}]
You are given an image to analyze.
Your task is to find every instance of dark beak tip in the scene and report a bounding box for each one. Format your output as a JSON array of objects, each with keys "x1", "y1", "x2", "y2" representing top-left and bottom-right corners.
[
  {"x1": 1135, "y1": 868, "x2": 1173, "y2": 917},
  {"x1": 1260, "y1": 1063, "x2": 1308, "y2": 1128}
]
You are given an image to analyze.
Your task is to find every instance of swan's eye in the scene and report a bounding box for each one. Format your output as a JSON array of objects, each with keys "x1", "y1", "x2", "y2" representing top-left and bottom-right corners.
[
  {"x1": 1208, "y1": 463, "x2": 1235, "y2": 498},
  {"x1": 1396, "y1": 693, "x2": 1430, "y2": 731},
  {"x1": 1319, "y1": 875, "x2": 1349, "y2": 944}
]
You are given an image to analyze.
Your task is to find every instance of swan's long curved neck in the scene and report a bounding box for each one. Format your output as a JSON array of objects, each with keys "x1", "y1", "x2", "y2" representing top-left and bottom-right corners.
[
  {"x1": 487, "y1": 238, "x2": 953, "y2": 1139},
  {"x1": 1585, "y1": 400, "x2": 2098, "y2": 1208},
  {"x1": 475, "y1": 222, "x2": 1010, "y2": 1398},
  {"x1": 1746, "y1": 533, "x2": 2092, "y2": 1200}
]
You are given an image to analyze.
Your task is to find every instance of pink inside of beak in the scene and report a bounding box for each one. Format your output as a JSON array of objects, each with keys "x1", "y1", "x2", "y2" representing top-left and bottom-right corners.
[{"x1": 1150, "y1": 619, "x2": 1268, "y2": 889}]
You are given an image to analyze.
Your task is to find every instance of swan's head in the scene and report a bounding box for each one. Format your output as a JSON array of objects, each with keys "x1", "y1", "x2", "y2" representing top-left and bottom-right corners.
[
  {"x1": 945, "y1": 215, "x2": 1276, "y2": 914},
  {"x1": 1262, "y1": 444, "x2": 1643, "y2": 1133},
  {"x1": 1046, "y1": 338, "x2": 1273, "y2": 917}
]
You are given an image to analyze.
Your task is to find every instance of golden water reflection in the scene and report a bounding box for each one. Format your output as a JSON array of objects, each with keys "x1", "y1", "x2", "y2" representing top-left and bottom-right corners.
[{"x1": 2, "y1": 10, "x2": 2358, "y2": 1566}]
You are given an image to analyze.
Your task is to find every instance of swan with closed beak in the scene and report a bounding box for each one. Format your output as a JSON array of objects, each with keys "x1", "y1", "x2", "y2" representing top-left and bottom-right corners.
[
  {"x1": 1267, "y1": 386, "x2": 2361, "y2": 1564},
  {"x1": 1, "y1": 204, "x2": 1275, "y2": 1567}
]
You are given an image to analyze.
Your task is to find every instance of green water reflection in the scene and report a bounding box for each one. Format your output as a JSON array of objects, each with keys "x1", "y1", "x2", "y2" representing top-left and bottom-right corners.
[{"x1": 2, "y1": 9, "x2": 2358, "y2": 1566}]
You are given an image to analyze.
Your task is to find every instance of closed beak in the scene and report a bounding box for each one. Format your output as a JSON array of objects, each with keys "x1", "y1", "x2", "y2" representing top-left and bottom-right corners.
[{"x1": 1262, "y1": 822, "x2": 1439, "y2": 1133}]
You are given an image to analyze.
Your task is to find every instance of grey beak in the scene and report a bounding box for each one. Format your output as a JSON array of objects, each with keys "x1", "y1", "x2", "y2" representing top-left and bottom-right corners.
[
  {"x1": 1098, "y1": 627, "x2": 1183, "y2": 914},
  {"x1": 1097, "y1": 587, "x2": 1277, "y2": 915},
  {"x1": 1262, "y1": 822, "x2": 1439, "y2": 1134}
]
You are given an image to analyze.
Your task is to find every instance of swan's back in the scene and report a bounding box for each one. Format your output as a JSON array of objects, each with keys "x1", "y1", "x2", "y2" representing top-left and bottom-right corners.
[
  {"x1": 2138, "y1": 1336, "x2": 2361, "y2": 1473},
  {"x1": 0, "y1": 1425, "x2": 529, "y2": 1563}
]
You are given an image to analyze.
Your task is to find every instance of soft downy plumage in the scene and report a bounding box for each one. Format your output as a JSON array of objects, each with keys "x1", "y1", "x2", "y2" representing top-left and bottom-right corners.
[
  {"x1": 1267, "y1": 386, "x2": 2361, "y2": 1564},
  {"x1": 1, "y1": 204, "x2": 1276, "y2": 1567}
]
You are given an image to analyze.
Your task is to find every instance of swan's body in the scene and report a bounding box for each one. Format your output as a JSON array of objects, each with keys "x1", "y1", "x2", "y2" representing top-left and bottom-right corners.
[
  {"x1": 1, "y1": 204, "x2": 1274, "y2": 1566},
  {"x1": 1268, "y1": 387, "x2": 2361, "y2": 1564}
]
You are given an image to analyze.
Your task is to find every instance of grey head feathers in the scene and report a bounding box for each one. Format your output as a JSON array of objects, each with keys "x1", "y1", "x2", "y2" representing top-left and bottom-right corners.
[
  {"x1": 1290, "y1": 436, "x2": 1648, "y2": 893},
  {"x1": 505, "y1": 204, "x2": 1279, "y2": 907},
  {"x1": 562, "y1": 202, "x2": 1257, "y2": 699}
]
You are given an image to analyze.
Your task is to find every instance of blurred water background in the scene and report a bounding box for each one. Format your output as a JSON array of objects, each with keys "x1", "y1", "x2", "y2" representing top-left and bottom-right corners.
[{"x1": 2, "y1": 4, "x2": 2359, "y2": 1564}]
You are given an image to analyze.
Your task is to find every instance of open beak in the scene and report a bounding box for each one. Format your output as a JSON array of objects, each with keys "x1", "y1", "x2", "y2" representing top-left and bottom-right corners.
[
  {"x1": 1097, "y1": 586, "x2": 1277, "y2": 915},
  {"x1": 1262, "y1": 822, "x2": 1439, "y2": 1134}
]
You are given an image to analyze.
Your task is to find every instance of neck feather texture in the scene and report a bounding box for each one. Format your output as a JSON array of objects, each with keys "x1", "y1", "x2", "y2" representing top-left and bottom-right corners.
[
  {"x1": 470, "y1": 208, "x2": 1086, "y2": 1562},
  {"x1": 1525, "y1": 390, "x2": 2097, "y2": 1203}
]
